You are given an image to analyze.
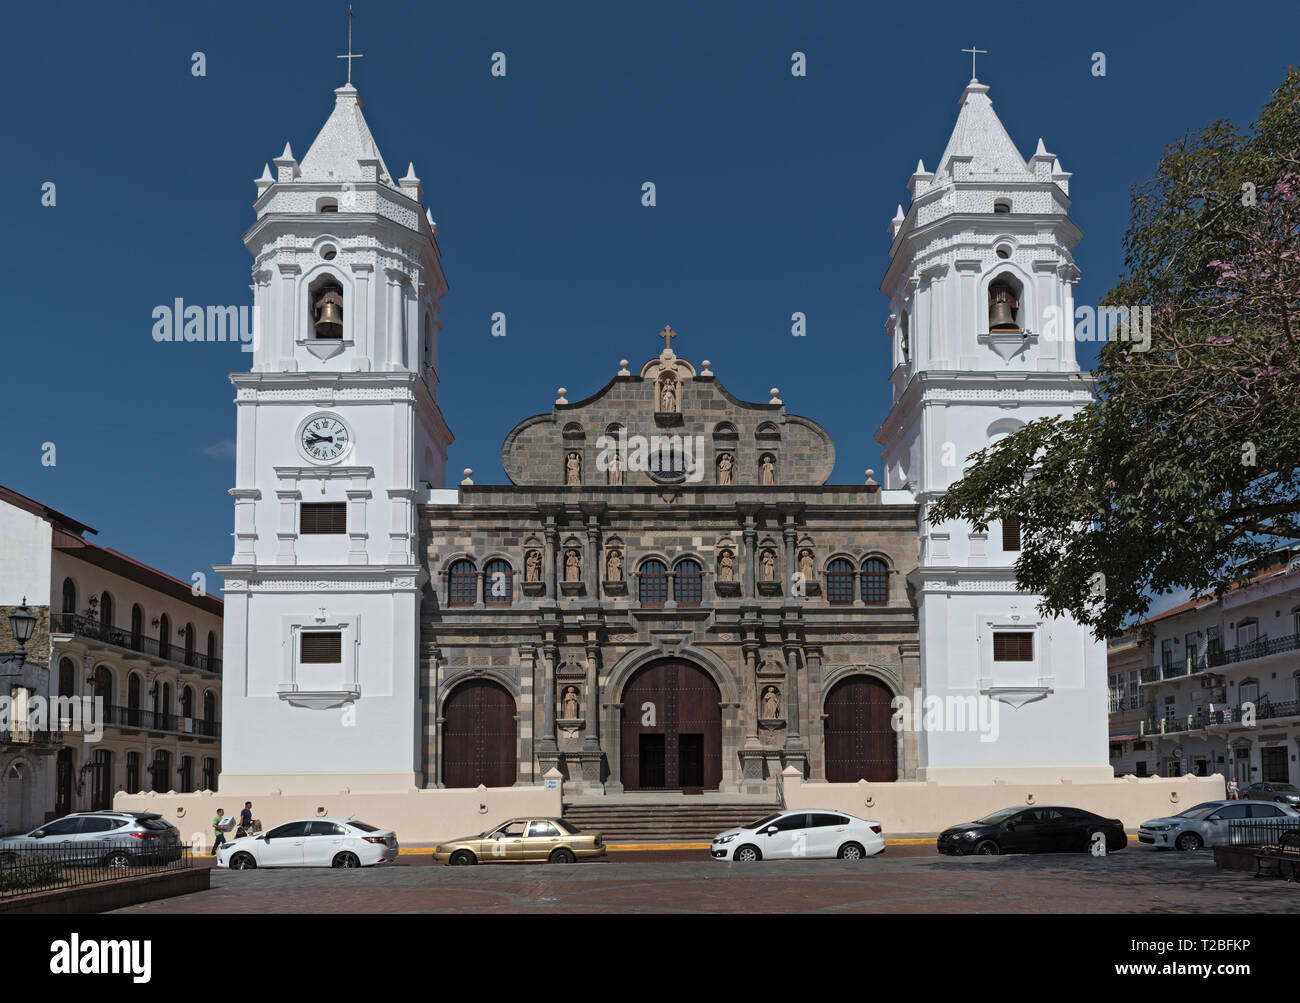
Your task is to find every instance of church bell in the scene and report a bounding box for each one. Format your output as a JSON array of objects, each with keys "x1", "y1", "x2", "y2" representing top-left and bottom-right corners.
[
  {"x1": 313, "y1": 286, "x2": 344, "y2": 339},
  {"x1": 988, "y1": 282, "x2": 1020, "y2": 332}
]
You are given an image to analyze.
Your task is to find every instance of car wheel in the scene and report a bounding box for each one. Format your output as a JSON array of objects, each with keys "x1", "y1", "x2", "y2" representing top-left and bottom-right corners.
[
  {"x1": 449, "y1": 850, "x2": 476, "y2": 866},
  {"x1": 548, "y1": 847, "x2": 576, "y2": 864},
  {"x1": 1175, "y1": 832, "x2": 1203, "y2": 851},
  {"x1": 733, "y1": 845, "x2": 761, "y2": 862},
  {"x1": 230, "y1": 852, "x2": 257, "y2": 870},
  {"x1": 104, "y1": 850, "x2": 132, "y2": 869},
  {"x1": 974, "y1": 839, "x2": 1000, "y2": 856},
  {"x1": 837, "y1": 842, "x2": 866, "y2": 861},
  {"x1": 332, "y1": 852, "x2": 361, "y2": 869}
]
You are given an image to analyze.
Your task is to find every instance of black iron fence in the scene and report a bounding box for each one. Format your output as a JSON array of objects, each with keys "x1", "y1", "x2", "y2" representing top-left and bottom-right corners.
[
  {"x1": 102, "y1": 705, "x2": 220, "y2": 738},
  {"x1": 49, "y1": 613, "x2": 221, "y2": 675},
  {"x1": 1227, "y1": 819, "x2": 1300, "y2": 848},
  {"x1": 0, "y1": 842, "x2": 193, "y2": 899}
]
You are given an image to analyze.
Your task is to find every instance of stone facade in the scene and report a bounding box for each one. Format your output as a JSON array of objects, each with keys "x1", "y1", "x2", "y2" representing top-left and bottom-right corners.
[{"x1": 420, "y1": 343, "x2": 920, "y2": 794}]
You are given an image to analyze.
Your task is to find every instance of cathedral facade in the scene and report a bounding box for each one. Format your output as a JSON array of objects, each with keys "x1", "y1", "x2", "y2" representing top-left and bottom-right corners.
[{"x1": 215, "y1": 70, "x2": 1110, "y2": 799}]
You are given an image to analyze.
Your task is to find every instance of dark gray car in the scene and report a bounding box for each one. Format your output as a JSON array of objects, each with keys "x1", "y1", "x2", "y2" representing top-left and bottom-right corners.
[{"x1": 0, "y1": 811, "x2": 182, "y2": 868}]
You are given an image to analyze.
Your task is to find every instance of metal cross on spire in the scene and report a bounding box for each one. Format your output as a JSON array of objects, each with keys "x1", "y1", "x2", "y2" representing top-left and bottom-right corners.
[
  {"x1": 961, "y1": 45, "x2": 987, "y2": 81},
  {"x1": 337, "y1": 6, "x2": 364, "y2": 85}
]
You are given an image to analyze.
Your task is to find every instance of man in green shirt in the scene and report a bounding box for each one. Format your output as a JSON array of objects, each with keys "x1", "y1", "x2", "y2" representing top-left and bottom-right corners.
[{"x1": 211, "y1": 808, "x2": 229, "y2": 856}]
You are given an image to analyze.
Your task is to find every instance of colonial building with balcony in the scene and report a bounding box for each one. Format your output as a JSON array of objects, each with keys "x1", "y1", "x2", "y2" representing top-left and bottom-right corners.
[
  {"x1": 1111, "y1": 554, "x2": 1300, "y2": 788},
  {"x1": 0, "y1": 486, "x2": 223, "y2": 831},
  {"x1": 1106, "y1": 631, "x2": 1153, "y2": 777}
]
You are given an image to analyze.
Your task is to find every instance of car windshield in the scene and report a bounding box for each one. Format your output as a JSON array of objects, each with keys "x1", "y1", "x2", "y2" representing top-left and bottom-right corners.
[
  {"x1": 973, "y1": 808, "x2": 1020, "y2": 825},
  {"x1": 745, "y1": 813, "x2": 782, "y2": 830},
  {"x1": 1176, "y1": 802, "x2": 1225, "y2": 817}
]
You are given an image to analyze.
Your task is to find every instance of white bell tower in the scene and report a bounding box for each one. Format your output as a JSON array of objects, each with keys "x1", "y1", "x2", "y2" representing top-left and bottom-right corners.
[
  {"x1": 215, "y1": 70, "x2": 453, "y2": 794},
  {"x1": 875, "y1": 75, "x2": 1111, "y2": 782}
]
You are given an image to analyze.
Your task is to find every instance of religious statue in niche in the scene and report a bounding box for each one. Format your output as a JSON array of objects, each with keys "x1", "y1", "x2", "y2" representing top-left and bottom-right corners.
[
  {"x1": 761, "y1": 686, "x2": 781, "y2": 721},
  {"x1": 606, "y1": 548, "x2": 623, "y2": 580},
  {"x1": 608, "y1": 449, "x2": 622, "y2": 485},
  {"x1": 760, "y1": 549, "x2": 776, "y2": 582},
  {"x1": 564, "y1": 549, "x2": 582, "y2": 582},
  {"x1": 717, "y1": 549, "x2": 735, "y2": 582},
  {"x1": 561, "y1": 686, "x2": 581, "y2": 721},
  {"x1": 799, "y1": 549, "x2": 814, "y2": 582},
  {"x1": 716, "y1": 452, "x2": 734, "y2": 485},
  {"x1": 524, "y1": 549, "x2": 542, "y2": 582},
  {"x1": 759, "y1": 454, "x2": 776, "y2": 486},
  {"x1": 566, "y1": 451, "x2": 582, "y2": 486},
  {"x1": 660, "y1": 374, "x2": 677, "y2": 412}
]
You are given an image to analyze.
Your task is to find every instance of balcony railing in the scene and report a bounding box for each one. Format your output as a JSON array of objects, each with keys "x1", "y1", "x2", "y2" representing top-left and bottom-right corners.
[
  {"x1": 1208, "y1": 632, "x2": 1300, "y2": 668},
  {"x1": 0, "y1": 729, "x2": 63, "y2": 749},
  {"x1": 50, "y1": 613, "x2": 221, "y2": 675},
  {"x1": 103, "y1": 705, "x2": 221, "y2": 739}
]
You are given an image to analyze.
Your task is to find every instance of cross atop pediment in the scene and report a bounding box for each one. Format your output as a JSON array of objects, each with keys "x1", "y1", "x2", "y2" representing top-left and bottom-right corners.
[{"x1": 659, "y1": 325, "x2": 677, "y2": 349}]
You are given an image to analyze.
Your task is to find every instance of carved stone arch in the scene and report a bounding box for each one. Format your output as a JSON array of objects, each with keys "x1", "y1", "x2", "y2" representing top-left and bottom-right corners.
[
  {"x1": 822, "y1": 662, "x2": 903, "y2": 698},
  {"x1": 437, "y1": 666, "x2": 521, "y2": 709},
  {"x1": 821, "y1": 551, "x2": 856, "y2": 574},
  {"x1": 604, "y1": 644, "x2": 741, "y2": 707},
  {"x1": 438, "y1": 551, "x2": 478, "y2": 577}
]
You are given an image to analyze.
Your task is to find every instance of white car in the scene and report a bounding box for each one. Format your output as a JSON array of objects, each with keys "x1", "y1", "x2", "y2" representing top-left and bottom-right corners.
[
  {"x1": 217, "y1": 817, "x2": 399, "y2": 869},
  {"x1": 711, "y1": 809, "x2": 885, "y2": 862}
]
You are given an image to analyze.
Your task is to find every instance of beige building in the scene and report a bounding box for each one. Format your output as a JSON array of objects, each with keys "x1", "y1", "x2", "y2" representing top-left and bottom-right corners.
[{"x1": 0, "y1": 486, "x2": 223, "y2": 832}]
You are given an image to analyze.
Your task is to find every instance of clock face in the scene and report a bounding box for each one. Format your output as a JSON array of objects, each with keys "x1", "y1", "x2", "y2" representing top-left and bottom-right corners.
[{"x1": 299, "y1": 413, "x2": 352, "y2": 464}]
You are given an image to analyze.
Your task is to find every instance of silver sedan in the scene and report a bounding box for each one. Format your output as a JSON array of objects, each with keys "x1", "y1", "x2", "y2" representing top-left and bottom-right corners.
[{"x1": 1139, "y1": 799, "x2": 1300, "y2": 850}]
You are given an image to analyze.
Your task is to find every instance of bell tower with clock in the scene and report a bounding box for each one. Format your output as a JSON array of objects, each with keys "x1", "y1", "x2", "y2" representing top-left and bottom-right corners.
[{"x1": 214, "y1": 68, "x2": 453, "y2": 794}]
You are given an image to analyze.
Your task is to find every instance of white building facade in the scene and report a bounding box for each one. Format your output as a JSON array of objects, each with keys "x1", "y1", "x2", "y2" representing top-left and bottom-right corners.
[
  {"x1": 214, "y1": 83, "x2": 454, "y2": 794},
  {"x1": 874, "y1": 78, "x2": 1110, "y2": 782}
]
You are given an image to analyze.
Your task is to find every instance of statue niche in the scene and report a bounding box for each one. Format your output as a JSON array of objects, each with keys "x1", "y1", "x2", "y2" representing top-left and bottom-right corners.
[
  {"x1": 564, "y1": 549, "x2": 582, "y2": 582},
  {"x1": 716, "y1": 452, "x2": 734, "y2": 485},
  {"x1": 565, "y1": 451, "x2": 582, "y2": 486},
  {"x1": 606, "y1": 548, "x2": 624, "y2": 581},
  {"x1": 761, "y1": 685, "x2": 782, "y2": 721},
  {"x1": 524, "y1": 549, "x2": 542, "y2": 583},
  {"x1": 658, "y1": 373, "x2": 679, "y2": 413}
]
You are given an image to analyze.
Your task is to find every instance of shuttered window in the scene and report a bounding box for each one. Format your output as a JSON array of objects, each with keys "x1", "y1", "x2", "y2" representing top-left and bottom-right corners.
[
  {"x1": 300, "y1": 503, "x2": 347, "y2": 535},
  {"x1": 993, "y1": 632, "x2": 1034, "y2": 662},
  {"x1": 300, "y1": 632, "x2": 342, "y2": 664},
  {"x1": 1002, "y1": 516, "x2": 1021, "y2": 552}
]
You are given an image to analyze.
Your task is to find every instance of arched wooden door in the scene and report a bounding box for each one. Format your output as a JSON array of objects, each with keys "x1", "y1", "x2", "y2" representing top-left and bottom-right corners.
[
  {"x1": 824, "y1": 675, "x2": 897, "y2": 782},
  {"x1": 621, "y1": 659, "x2": 722, "y2": 791},
  {"x1": 443, "y1": 680, "x2": 516, "y2": 788}
]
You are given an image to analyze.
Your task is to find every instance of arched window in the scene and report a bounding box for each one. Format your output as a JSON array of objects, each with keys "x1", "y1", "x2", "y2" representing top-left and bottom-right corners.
[
  {"x1": 61, "y1": 578, "x2": 77, "y2": 615},
  {"x1": 130, "y1": 604, "x2": 143, "y2": 651},
  {"x1": 203, "y1": 691, "x2": 217, "y2": 736},
  {"x1": 180, "y1": 686, "x2": 195, "y2": 720},
  {"x1": 180, "y1": 756, "x2": 194, "y2": 794},
  {"x1": 58, "y1": 658, "x2": 76, "y2": 699},
  {"x1": 183, "y1": 623, "x2": 195, "y2": 666},
  {"x1": 447, "y1": 560, "x2": 477, "y2": 607},
  {"x1": 309, "y1": 276, "x2": 344, "y2": 340},
  {"x1": 150, "y1": 750, "x2": 171, "y2": 793},
  {"x1": 988, "y1": 273, "x2": 1023, "y2": 332},
  {"x1": 994, "y1": 198, "x2": 1012, "y2": 214},
  {"x1": 125, "y1": 751, "x2": 142, "y2": 795},
  {"x1": 206, "y1": 630, "x2": 217, "y2": 667},
  {"x1": 99, "y1": 591, "x2": 114, "y2": 630},
  {"x1": 158, "y1": 614, "x2": 171, "y2": 660},
  {"x1": 93, "y1": 665, "x2": 112, "y2": 707},
  {"x1": 861, "y1": 558, "x2": 889, "y2": 606},
  {"x1": 639, "y1": 559, "x2": 668, "y2": 607},
  {"x1": 127, "y1": 674, "x2": 142, "y2": 728},
  {"x1": 484, "y1": 559, "x2": 514, "y2": 606},
  {"x1": 673, "y1": 559, "x2": 703, "y2": 606},
  {"x1": 826, "y1": 558, "x2": 855, "y2": 605},
  {"x1": 201, "y1": 757, "x2": 217, "y2": 792}
]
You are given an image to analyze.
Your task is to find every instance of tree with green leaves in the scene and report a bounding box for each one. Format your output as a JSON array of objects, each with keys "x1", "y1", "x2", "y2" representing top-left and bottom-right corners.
[{"x1": 928, "y1": 67, "x2": 1300, "y2": 640}]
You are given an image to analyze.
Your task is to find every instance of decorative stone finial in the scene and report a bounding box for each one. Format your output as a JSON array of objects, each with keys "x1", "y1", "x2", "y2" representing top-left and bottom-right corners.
[
  {"x1": 865, "y1": 468, "x2": 877, "y2": 486},
  {"x1": 618, "y1": 360, "x2": 630, "y2": 376},
  {"x1": 700, "y1": 360, "x2": 712, "y2": 376},
  {"x1": 460, "y1": 468, "x2": 474, "y2": 486},
  {"x1": 556, "y1": 388, "x2": 568, "y2": 404},
  {"x1": 769, "y1": 387, "x2": 782, "y2": 404}
]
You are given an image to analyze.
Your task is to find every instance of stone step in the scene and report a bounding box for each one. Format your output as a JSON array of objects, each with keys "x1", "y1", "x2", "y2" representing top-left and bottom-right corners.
[{"x1": 561, "y1": 802, "x2": 778, "y2": 842}]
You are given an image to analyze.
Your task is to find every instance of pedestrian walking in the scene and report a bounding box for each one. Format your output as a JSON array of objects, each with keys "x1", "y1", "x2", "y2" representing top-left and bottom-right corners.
[
  {"x1": 211, "y1": 808, "x2": 232, "y2": 855},
  {"x1": 1228, "y1": 777, "x2": 1240, "y2": 800},
  {"x1": 237, "y1": 801, "x2": 254, "y2": 838}
]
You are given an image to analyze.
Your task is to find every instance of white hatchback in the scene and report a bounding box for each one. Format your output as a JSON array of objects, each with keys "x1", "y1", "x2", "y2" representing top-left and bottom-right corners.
[
  {"x1": 711, "y1": 809, "x2": 885, "y2": 862},
  {"x1": 216, "y1": 818, "x2": 399, "y2": 869}
]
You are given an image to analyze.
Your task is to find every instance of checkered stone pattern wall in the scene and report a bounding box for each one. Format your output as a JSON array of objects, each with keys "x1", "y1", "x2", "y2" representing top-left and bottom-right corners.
[{"x1": 417, "y1": 484, "x2": 921, "y2": 792}]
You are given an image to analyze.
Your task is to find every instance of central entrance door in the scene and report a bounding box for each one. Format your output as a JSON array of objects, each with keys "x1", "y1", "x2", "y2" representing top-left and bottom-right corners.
[
  {"x1": 443, "y1": 680, "x2": 517, "y2": 788},
  {"x1": 621, "y1": 659, "x2": 722, "y2": 791},
  {"x1": 824, "y1": 675, "x2": 897, "y2": 782}
]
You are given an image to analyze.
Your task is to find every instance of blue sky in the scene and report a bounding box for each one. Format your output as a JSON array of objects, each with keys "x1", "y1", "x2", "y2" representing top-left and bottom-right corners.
[{"x1": 1, "y1": 0, "x2": 1296, "y2": 607}]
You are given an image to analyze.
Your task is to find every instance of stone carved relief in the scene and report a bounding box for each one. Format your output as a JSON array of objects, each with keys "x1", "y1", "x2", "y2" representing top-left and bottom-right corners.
[{"x1": 524, "y1": 550, "x2": 542, "y2": 582}]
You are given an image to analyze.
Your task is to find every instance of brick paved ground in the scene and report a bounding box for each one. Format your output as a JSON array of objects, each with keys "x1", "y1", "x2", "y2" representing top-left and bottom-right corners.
[{"x1": 111, "y1": 844, "x2": 1300, "y2": 914}]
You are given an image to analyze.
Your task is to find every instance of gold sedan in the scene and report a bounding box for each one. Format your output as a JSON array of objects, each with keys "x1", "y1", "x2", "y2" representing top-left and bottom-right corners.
[{"x1": 432, "y1": 818, "x2": 606, "y2": 865}]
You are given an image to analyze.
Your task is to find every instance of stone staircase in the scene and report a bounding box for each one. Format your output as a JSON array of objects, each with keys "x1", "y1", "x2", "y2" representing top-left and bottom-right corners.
[{"x1": 562, "y1": 798, "x2": 780, "y2": 843}]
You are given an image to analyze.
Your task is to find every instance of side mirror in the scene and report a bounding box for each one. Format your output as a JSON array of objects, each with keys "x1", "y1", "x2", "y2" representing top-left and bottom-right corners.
[
  {"x1": 1004, "y1": 822, "x2": 1016, "y2": 831},
  {"x1": 30, "y1": 830, "x2": 45, "y2": 839},
  {"x1": 763, "y1": 826, "x2": 778, "y2": 835}
]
